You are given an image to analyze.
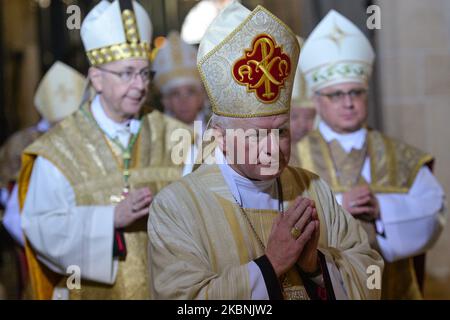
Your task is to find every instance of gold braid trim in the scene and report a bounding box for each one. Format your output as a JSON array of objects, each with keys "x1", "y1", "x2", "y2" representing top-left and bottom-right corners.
[
  {"x1": 86, "y1": 42, "x2": 151, "y2": 66},
  {"x1": 296, "y1": 129, "x2": 434, "y2": 194},
  {"x1": 86, "y1": 10, "x2": 150, "y2": 66}
]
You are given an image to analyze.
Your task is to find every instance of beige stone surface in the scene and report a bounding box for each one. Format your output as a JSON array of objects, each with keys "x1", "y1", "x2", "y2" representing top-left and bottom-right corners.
[
  {"x1": 378, "y1": 54, "x2": 423, "y2": 105},
  {"x1": 382, "y1": 104, "x2": 427, "y2": 150},
  {"x1": 376, "y1": 0, "x2": 450, "y2": 299},
  {"x1": 378, "y1": 0, "x2": 450, "y2": 51},
  {"x1": 424, "y1": 54, "x2": 450, "y2": 96}
]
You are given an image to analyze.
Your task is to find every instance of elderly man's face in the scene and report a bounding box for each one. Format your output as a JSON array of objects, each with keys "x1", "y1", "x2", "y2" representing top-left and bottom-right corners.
[
  {"x1": 89, "y1": 58, "x2": 150, "y2": 122},
  {"x1": 290, "y1": 106, "x2": 316, "y2": 143},
  {"x1": 313, "y1": 82, "x2": 368, "y2": 133},
  {"x1": 219, "y1": 113, "x2": 291, "y2": 181},
  {"x1": 162, "y1": 84, "x2": 205, "y2": 125}
]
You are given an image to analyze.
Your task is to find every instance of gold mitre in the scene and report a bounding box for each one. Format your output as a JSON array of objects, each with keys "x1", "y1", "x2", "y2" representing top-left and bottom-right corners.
[
  {"x1": 197, "y1": 1, "x2": 300, "y2": 118},
  {"x1": 292, "y1": 36, "x2": 314, "y2": 109},
  {"x1": 34, "y1": 61, "x2": 86, "y2": 123},
  {"x1": 80, "y1": 0, "x2": 153, "y2": 66}
]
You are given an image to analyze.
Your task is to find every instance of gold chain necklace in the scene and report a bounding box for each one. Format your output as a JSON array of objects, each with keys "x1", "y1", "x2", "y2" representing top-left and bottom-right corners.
[
  {"x1": 232, "y1": 177, "x2": 284, "y2": 251},
  {"x1": 231, "y1": 178, "x2": 298, "y2": 298},
  {"x1": 81, "y1": 106, "x2": 142, "y2": 203},
  {"x1": 232, "y1": 178, "x2": 312, "y2": 300}
]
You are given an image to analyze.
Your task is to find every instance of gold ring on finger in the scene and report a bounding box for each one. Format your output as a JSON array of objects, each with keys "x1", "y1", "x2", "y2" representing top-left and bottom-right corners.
[{"x1": 290, "y1": 226, "x2": 301, "y2": 239}]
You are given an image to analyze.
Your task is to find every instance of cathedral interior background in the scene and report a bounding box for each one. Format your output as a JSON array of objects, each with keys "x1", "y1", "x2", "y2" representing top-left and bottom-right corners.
[{"x1": 0, "y1": 0, "x2": 449, "y2": 299}]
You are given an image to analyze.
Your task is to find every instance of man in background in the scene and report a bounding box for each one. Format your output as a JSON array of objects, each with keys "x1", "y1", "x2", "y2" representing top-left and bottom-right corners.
[
  {"x1": 0, "y1": 62, "x2": 84, "y2": 299},
  {"x1": 289, "y1": 36, "x2": 317, "y2": 166},
  {"x1": 152, "y1": 31, "x2": 209, "y2": 130},
  {"x1": 297, "y1": 10, "x2": 447, "y2": 299},
  {"x1": 19, "y1": 0, "x2": 190, "y2": 300}
]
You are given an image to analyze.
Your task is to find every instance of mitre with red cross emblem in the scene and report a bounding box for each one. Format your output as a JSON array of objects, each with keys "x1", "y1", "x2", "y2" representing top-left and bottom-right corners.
[{"x1": 197, "y1": 1, "x2": 300, "y2": 118}]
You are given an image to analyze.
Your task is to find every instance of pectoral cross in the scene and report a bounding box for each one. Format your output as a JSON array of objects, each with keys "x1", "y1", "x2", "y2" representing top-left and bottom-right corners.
[
  {"x1": 110, "y1": 187, "x2": 130, "y2": 205},
  {"x1": 110, "y1": 141, "x2": 133, "y2": 205}
]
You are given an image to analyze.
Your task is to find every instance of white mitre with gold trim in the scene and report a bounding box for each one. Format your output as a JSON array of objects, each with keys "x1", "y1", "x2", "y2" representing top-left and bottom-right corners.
[
  {"x1": 34, "y1": 61, "x2": 86, "y2": 123},
  {"x1": 81, "y1": 0, "x2": 153, "y2": 66},
  {"x1": 152, "y1": 31, "x2": 201, "y2": 94},
  {"x1": 299, "y1": 10, "x2": 375, "y2": 94},
  {"x1": 197, "y1": 1, "x2": 300, "y2": 118}
]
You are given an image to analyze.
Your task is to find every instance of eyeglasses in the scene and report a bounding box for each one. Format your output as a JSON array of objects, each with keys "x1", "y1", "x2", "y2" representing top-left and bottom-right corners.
[
  {"x1": 166, "y1": 87, "x2": 201, "y2": 100},
  {"x1": 96, "y1": 66, "x2": 154, "y2": 83},
  {"x1": 315, "y1": 88, "x2": 367, "y2": 103}
]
